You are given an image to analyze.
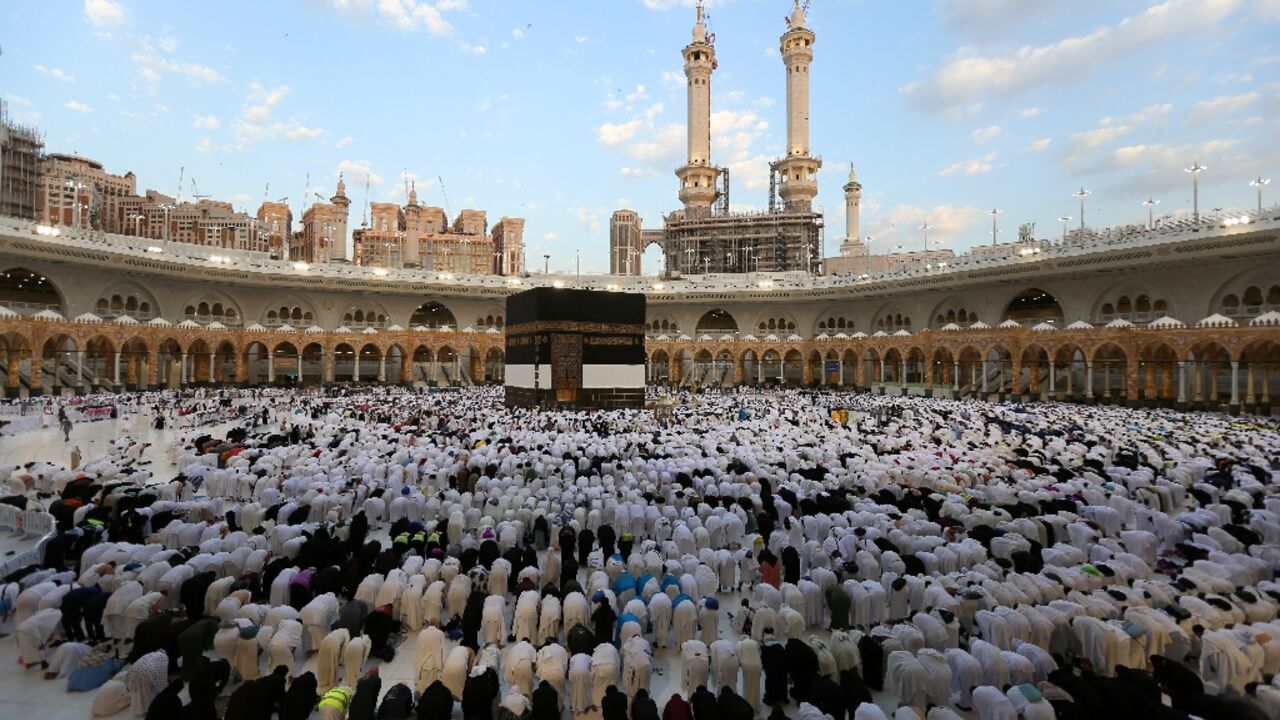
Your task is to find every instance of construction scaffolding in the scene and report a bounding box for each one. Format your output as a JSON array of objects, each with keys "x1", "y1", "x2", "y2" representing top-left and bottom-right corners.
[
  {"x1": 661, "y1": 208, "x2": 823, "y2": 275},
  {"x1": 0, "y1": 99, "x2": 45, "y2": 221}
]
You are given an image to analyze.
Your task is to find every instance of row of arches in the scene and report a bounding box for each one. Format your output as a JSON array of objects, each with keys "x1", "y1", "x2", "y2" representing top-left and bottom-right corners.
[
  {"x1": 0, "y1": 332, "x2": 506, "y2": 391},
  {"x1": 645, "y1": 339, "x2": 1280, "y2": 410}
]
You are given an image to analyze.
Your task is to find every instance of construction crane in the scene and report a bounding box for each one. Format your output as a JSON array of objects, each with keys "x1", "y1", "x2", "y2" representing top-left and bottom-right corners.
[
  {"x1": 263, "y1": 182, "x2": 270, "y2": 204},
  {"x1": 438, "y1": 176, "x2": 452, "y2": 219},
  {"x1": 176, "y1": 166, "x2": 184, "y2": 204},
  {"x1": 191, "y1": 178, "x2": 210, "y2": 200}
]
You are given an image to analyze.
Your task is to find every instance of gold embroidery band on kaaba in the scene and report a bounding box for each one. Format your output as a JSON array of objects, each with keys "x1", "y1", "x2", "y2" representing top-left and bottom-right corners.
[{"x1": 504, "y1": 321, "x2": 645, "y2": 335}]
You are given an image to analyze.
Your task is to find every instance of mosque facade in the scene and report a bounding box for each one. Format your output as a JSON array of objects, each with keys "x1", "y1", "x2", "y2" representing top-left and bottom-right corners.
[{"x1": 0, "y1": 206, "x2": 1276, "y2": 413}]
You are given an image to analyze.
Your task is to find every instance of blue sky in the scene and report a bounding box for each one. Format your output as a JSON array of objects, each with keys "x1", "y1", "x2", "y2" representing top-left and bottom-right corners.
[{"x1": 3, "y1": 0, "x2": 1278, "y2": 272}]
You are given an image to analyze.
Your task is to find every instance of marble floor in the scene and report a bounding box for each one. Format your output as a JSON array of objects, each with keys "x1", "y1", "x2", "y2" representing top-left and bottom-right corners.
[{"x1": 0, "y1": 414, "x2": 906, "y2": 720}]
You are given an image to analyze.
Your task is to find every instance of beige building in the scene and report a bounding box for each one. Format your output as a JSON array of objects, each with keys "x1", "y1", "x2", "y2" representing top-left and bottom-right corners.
[
  {"x1": 112, "y1": 190, "x2": 270, "y2": 253},
  {"x1": 491, "y1": 217, "x2": 525, "y2": 276},
  {"x1": 256, "y1": 201, "x2": 292, "y2": 257},
  {"x1": 610, "y1": 210, "x2": 644, "y2": 275},
  {"x1": 352, "y1": 202, "x2": 407, "y2": 268},
  {"x1": 294, "y1": 176, "x2": 351, "y2": 263},
  {"x1": 39, "y1": 153, "x2": 136, "y2": 231}
]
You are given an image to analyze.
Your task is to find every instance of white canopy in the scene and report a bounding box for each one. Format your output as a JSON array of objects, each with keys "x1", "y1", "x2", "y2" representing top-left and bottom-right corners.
[
  {"x1": 1195, "y1": 313, "x2": 1238, "y2": 328},
  {"x1": 73, "y1": 312, "x2": 102, "y2": 324}
]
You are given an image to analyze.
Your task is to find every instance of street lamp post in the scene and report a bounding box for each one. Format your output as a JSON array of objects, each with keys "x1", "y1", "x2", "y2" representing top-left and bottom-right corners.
[
  {"x1": 1058, "y1": 215, "x2": 1072, "y2": 241},
  {"x1": 684, "y1": 248, "x2": 695, "y2": 274},
  {"x1": 1072, "y1": 188, "x2": 1090, "y2": 231},
  {"x1": 1142, "y1": 197, "x2": 1160, "y2": 229},
  {"x1": 988, "y1": 207, "x2": 1001, "y2": 246},
  {"x1": 575, "y1": 249, "x2": 581, "y2": 281},
  {"x1": 1251, "y1": 176, "x2": 1270, "y2": 214},
  {"x1": 918, "y1": 221, "x2": 933, "y2": 256},
  {"x1": 1185, "y1": 161, "x2": 1207, "y2": 222},
  {"x1": 542, "y1": 253, "x2": 550, "y2": 275}
]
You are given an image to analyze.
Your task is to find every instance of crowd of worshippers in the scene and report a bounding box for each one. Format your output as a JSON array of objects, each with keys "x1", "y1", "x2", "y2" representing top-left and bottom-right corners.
[{"x1": 1, "y1": 386, "x2": 1280, "y2": 720}]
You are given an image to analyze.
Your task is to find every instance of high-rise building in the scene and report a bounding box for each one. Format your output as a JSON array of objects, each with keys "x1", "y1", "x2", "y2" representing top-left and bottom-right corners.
[
  {"x1": 352, "y1": 202, "x2": 406, "y2": 268},
  {"x1": 295, "y1": 175, "x2": 351, "y2": 263},
  {"x1": 0, "y1": 99, "x2": 43, "y2": 222},
  {"x1": 38, "y1": 153, "x2": 136, "y2": 231},
  {"x1": 256, "y1": 201, "x2": 292, "y2": 257},
  {"x1": 610, "y1": 210, "x2": 644, "y2": 275},
  {"x1": 491, "y1": 217, "x2": 525, "y2": 276}
]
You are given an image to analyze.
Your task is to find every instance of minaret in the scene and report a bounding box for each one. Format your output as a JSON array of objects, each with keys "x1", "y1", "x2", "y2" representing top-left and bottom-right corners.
[
  {"x1": 776, "y1": 0, "x2": 821, "y2": 211},
  {"x1": 843, "y1": 162, "x2": 861, "y2": 243},
  {"x1": 675, "y1": 2, "x2": 718, "y2": 214},
  {"x1": 404, "y1": 181, "x2": 422, "y2": 265},
  {"x1": 329, "y1": 172, "x2": 351, "y2": 261}
]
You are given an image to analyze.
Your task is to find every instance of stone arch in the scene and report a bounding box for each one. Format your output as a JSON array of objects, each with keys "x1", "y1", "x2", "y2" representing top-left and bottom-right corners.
[
  {"x1": 1002, "y1": 287, "x2": 1064, "y2": 325},
  {"x1": 484, "y1": 346, "x2": 505, "y2": 382},
  {"x1": 927, "y1": 295, "x2": 982, "y2": 329},
  {"x1": 1017, "y1": 343, "x2": 1051, "y2": 398},
  {"x1": 696, "y1": 308, "x2": 738, "y2": 335},
  {"x1": 180, "y1": 289, "x2": 244, "y2": 325},
  {"x1": 332, "y1": 342, "x2": 357, "y2": 382},
  {"x1": 1208, "y1": 267, "x2": 1280, "y2": 319},
  {"x1": 1186, "y1": 340, "x2": 1232, "y2": 410},
  {"x1": 95, "y1": 280, "x2": 161, "y2": 320},
  {"x1": 1090, "y1": 280, "x2": 1173, "y2": 324},
  {"x1": 813, "y1": 305, "x2": 857, "y2": 335},
  {"x1": 243, "y1": 340, "x2": 270, "y2": 385},
  {"x1": 409, "y1": 301, "x2": 456, "y2": 329},
  {"x1": 1138, "y1": 341, "x2": 1179, "y2": 404},
  {"x1": 650, "y1": 348, "x2": 671, "y2": 383},
  {"x1": 261, "y1": 293, "x2": 318, "y2": 328},
  {"x1": 0, "y1": 267, "x2": 65, "y2": 315},
  {"x1": 341, "y1": 299, "x2": 392, "y2": 329},
  {"x1": 782, "y1": 349, "x2": 804, "y2": 385},
  {"x1": 83, "y1": 334, "x2": 117, "y2": 389},
  {"x1": 1239, "y1": 339, "x2": 1279, "y2": 413},
  {"x1": 1090, "y1": 342, "x2": 1129, "y2": 403}
]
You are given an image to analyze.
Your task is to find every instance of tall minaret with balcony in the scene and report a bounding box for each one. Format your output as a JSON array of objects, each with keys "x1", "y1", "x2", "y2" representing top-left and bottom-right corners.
[
  {"x1": 776, "y1": 0, "x2": 821, "y2": 211},
  {"x1": 675, "y1": 2, "x2": 718, "y2": 215},
  {"x1": 841, "y1": 162, "x2": 861, "y2": 250},
  {"x1": 330, "y1": 173, "x2": 351, "y2": 261}
]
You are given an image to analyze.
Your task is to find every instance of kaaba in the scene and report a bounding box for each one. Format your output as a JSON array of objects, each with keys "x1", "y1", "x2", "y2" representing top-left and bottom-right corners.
[{"x1": 504, "y1": 287, "x2": 646, "y2": 409}]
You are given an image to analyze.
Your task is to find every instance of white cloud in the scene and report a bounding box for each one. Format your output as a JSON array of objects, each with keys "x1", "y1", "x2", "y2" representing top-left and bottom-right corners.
[
  {"x1": 1102, "y1": 138, "x2": 1241, "y2": 179},
  {"x1": 644, "y1": 102, "x2": 664, "y2": 120},
  {"x1": 196, "y1": 137, "x2": 216, "y2": 154},
  {"x1": 936, "y1": 0, "x2": 1058, "y2": 42},
  {"x1": 902, "y1": 0, "x2": 1243, "y2": 109},
  {"x1": 277, "y1": 123, "x2": 323, "y2": 141},
  {"x1": 1215, "y1": 72, "x2": 1253, "y2": 84},
  {"x1": 971, "y1": 125, "x2": 1002, "y2": 144},
  {"x1": 511, "y1": 28, "x2": 524, "y2": 39},
  {"x1": 1018, "y1": 107, "x2": 1041, "y2": 119},
  {"x1": 243, "y1": 83, "x2": 289, "y2": 125},
  {"x1": 543, "y1": 232, "x2": 558, "y2": 241},
  {"x1": 620, "y1": 167, "x2": 657, "y2": 177},
  {"x1": 373, "y1": 0, "x2": 454, "y2": 35},
  {"x1": 1061, "y1": 103, "x2": 1172, "y2": 163},
  {"x1": 1187, "y1": 92, "x2": 1259, "y2": 126},
  {"x1": 192, "y1": 114, "x2": 220, "y2": 129},
  {"x1": 106, "y1": 93, "x2": 121, "y2": 102},
  {"x1": 131, "y1": 35, "x2": 224, "y2": 87},
  {"x1": 625, "y1": 85, "x2": 648, "y2": 104},
  {"x1": 575, "y1": 35, "x2": 589, "y2": 44},
  {"x1": 83, "y1": 0, "x2": 125, "y2": 28},
  {"x1": 944, "y1": 102, "x2": 984, "y2": 124},
  {"x1": 157, "y1": 35, "x2": 178, "y2": 53},
  {"x1": 460, "y1": 42, "x2": 486, "y2": 55},
  {"x1": 65, "y1": 100, "x2": 93, "y2": 113},
  {"x1": 939, "y1": 153, "x2": 997, "y2": 177},
  {"x1": 596, "y1": 119, "x2": 643, "y2": 146},
  {"x1": 335, "y1": 136, "x2": 355, "y2": 149},
  {"x1": 5, "y1": 94, "x2": 32, "y2": 106},
  {"x1": 624, "y1": 124, "x2": 685, "y2": 166},
  {"x1": 865, "y1": 203, "x2": 984, "y2": 249},
  {"x1": 33, "y1": 65, "x2": 75, "y2": 82},
  {"x1": 1021, "y1": 137, "x2": 1052, "y2": 152},
  {"x1": 336, "y1": 160, "x2": 384, "y2": 188}
]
